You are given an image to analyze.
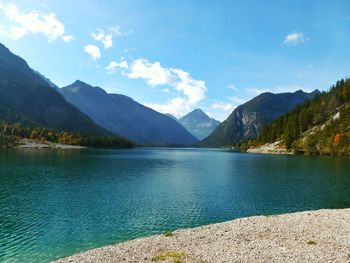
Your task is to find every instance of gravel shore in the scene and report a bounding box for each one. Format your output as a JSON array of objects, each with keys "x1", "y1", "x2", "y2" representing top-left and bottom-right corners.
[
  {"x1": 246, "y1": 141, "x2": 293, "y2": 155},
  {"x1": 55, "y1": 209, "x2": 350, "y2": 263},
  {"x1": 17, "y1": 138, "x2": 85, "y2": 149}
]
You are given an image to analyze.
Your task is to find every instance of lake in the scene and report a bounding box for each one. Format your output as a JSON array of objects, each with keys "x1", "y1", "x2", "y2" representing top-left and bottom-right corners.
[{"x1": 0, "y1": 148, "x2": 349, "y2": 262}]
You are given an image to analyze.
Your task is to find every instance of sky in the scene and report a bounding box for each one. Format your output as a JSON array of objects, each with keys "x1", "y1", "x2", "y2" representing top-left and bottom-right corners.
[{"x1": 0, "y1": 0, "x2": 350, "y2": 121}]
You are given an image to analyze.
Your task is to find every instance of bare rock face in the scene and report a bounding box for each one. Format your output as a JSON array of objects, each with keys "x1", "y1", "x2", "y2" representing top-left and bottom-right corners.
[
  {"x1": 199, "y1": 90, "x2": 320, "y2": 147},
  {"x1": 241, "y1": 111, "x2": 261, "y2": 138}
]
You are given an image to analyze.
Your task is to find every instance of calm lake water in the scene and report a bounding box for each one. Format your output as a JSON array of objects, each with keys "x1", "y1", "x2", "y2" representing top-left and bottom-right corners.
[{"x1": 0, "y1": 148, "x2": 350, "y2": 262}]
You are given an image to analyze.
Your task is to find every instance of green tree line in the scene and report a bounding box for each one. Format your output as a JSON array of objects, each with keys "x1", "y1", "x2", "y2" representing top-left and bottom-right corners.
[{"x1": 0, "y1": 122, "x2": 134, "y2": 148}]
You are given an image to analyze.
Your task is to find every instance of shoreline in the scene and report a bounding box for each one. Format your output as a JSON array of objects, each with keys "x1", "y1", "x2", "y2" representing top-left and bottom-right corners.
[
  {"x1": 54, "y1": 208, "x2": 350, "y2": 262},
  {"x1": 246, "y1": 141, "x2": 293, "y2": 155},
  {"x1": 15, "y1": 138, "x2": 86, "y2": 149}
]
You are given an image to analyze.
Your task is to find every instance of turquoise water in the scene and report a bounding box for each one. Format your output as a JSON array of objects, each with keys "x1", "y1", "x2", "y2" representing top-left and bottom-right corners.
[{"x1": 0, "y1": 148, "x2": 350, "y2": 262}]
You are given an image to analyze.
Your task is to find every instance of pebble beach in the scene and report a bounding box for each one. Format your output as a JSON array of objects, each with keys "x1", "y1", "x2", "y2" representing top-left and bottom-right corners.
[{"x1": 54, "y1": 209, "x2": 350, "y2": 263}]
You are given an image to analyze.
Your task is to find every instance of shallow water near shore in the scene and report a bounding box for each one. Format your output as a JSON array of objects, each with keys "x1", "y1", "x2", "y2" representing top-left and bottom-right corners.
[{"x1": 0, "y1": 148, "x2": 350, "y2": 262}]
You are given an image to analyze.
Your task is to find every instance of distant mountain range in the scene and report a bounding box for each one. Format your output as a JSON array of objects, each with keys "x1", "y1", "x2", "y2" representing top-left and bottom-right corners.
[
  {"x1": 1, "y1": 41, "x2": 331, "y2": 150},
  {"x1": 0, "y1": 43, "x2": 105, "y2": 134},
  {"x1": 199, "y1": 90, "x2": 320, "y2": 147},
  {"x1": 177, "y1": 109, "x2": 220, "y2": 140},
  {"x1": 0, "y1": 42, "x2": 198, "y2": 146},
  {"x1": 60, "y1": 81, "x2": 198, "y2": 146}
]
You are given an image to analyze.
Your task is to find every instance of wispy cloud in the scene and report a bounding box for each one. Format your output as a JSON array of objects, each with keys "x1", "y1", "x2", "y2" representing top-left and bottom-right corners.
[
  {"x1": 62, "y1": 35, "x2": 74, "y2": 42},
  {"x1": 84, "y1": 44, "x2": 101, "y2": 60},
  {"x1": 283, "y1": 32, "x2": 307, "y2": 46},
  {"x1": 105, "y1": 60, "x2": 128, "y2": 74},
  {"x1": 0, "y1": 1, "x2": 72, "y2": 42},
  {"x1": 228, "y1": 84, "x2": 237, "y2": 90},
  {"x1": 91, "y1": 26, "x2": 130, "y2": 49},
  {"x1": 110, "y1": 25, "x2": 132, "y2": 37},
  {"x1": 92, "y1": 29, "x2": 113, "y2": 49}
]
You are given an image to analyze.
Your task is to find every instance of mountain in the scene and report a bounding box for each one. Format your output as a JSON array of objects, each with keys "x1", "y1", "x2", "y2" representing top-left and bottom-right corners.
[
  {"x1": 199, "y1": 90, "x2": 320, "y2": 147},
  {"x1": 178, "y1": 109, "x2": 220, "y2": 140},
  {"x1": 166, "y1": 113, "x2": 177, "y2": 120},
  {"x1": 0, "y1": 43, "x2": 106, "y2": 134},
  {"x1": 60, "y1": 81, "x2": 198, "y2": 146},
  {"x1": 32, "y1": 70, "x2": 60, "y2": 90},
  {"x1": 254, "y1": 78, "x2": 350, "y2": 155}
]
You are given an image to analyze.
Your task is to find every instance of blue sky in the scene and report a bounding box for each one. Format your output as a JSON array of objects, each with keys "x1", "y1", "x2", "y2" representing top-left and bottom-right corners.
[{"x1": 0, "y1": 0, "x2": 350, "y2": 120}]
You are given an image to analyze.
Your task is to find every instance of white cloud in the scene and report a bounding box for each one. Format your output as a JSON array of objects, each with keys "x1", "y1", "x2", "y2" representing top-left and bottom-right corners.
[
  {"x1": 126, "y1": 58, "x2": 206, "y2": 104},
  {"x1": 105, "y1": 60, "x2": 128, "y2": 74},
  {"x1": 115, "y1": 58, "x2": 206, "y2": 117},
  {"x1": 91, "y1": 26, "x2": 129, "y2": 49},
  {"x1": 172, "y1": 68, "x2": 206, "y2": 104},
  {"x1": 145, "y1": 97, "x2": 192, "y2": 118},
  {"x1": 9, "y1": 25, "x2": 26, "y2": 39},
  {"x1": 92, "y1": 29, "x2": 113, "y2": 49},
  {"x1": 128, "y1": 59, "x2": 173, "y2": 86},
  {"x1": 84, "y1": 44, "x2": 101, "y2": 60},
  {"x1": 0, "y1": 1, "x2": 72, "y2": 42},
  {"x1": 110, "y1": 25, "x2": 123, "y2": 36},
  {"x1": 62, "y1": 34, "x2": 74, "y2": 42},
  {"x1": 283, "y1": 32, "x2": 307, "y2": 46}
]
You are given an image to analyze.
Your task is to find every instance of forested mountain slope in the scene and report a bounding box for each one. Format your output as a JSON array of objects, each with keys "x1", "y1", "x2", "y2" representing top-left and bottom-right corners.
[{"x1": 253, "y1": 78, "x2": 350, "y2": 155}]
